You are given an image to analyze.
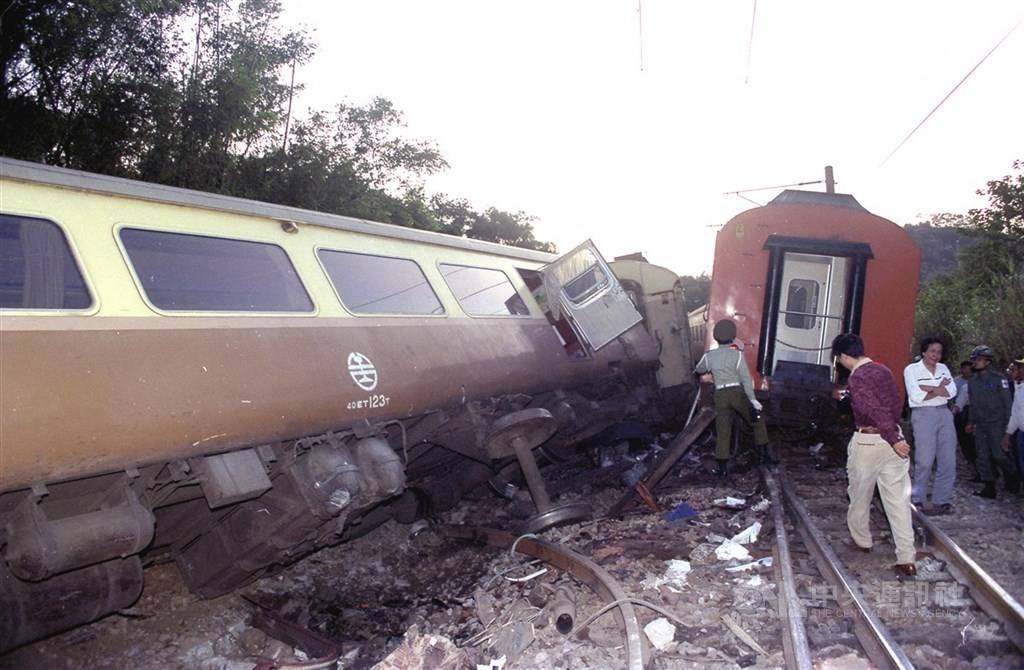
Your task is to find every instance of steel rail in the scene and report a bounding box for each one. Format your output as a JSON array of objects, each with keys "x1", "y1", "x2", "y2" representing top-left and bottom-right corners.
[
  {"x1": 777, "y1": 468, "x2": 914, "y2": 670},
  {"x1": 761, "y1": 467, "x2": 813, "y2": 670},
  {"x1": 441, "y1": 524, "x2": 650, "y2": 669},
  {"x1": 912, "y1": 506, "x2": 1024, "y2": 652}
]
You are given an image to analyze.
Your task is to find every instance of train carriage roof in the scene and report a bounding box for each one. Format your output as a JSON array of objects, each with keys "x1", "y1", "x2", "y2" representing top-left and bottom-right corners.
[
  {"x1": 768, "y1": 189, "x2": 867, "y2": 211},
  {"x1": 0, "y1": 157, "x2": 557, "y2": 264}
]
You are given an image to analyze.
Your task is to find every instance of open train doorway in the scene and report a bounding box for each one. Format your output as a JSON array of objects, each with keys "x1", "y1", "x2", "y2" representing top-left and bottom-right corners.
[
  {"x1": 773, "y1": 252, "x2": 849, "y2": 368},
  {"x1": 758, "y1": 235, "x2": 873, "y2": 380},
  {"x1": 757, "y1": 235, "x2": 873, "y2": 426}
]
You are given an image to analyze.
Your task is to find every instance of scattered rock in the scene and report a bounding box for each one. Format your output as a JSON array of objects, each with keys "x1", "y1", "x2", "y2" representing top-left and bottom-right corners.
[
  {"x1": 643, "y1": 617, "x2": 677, "y2": 651},
  {"x1": 375, "y1": 626, "x2": 472, "y2": 670},
  {"x1": 815, "y1": 651, "x2": 873, "y2": 670}
]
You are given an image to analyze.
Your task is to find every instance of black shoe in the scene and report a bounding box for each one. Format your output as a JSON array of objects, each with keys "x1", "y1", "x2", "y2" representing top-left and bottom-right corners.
[
  {"x1": 974, "y1": 482, "x2": 997, "y2": 499},
  {"x1": 894, "y1": 563, "x2": 917, "y2": 578},
  {"x1": 714, "y1": 458, "x2": 729, "y2": 478},
  {"x1": 924, "y1": 503, "x2": 953, "y2": 516},
  {"x1": 1006, "y1": 475, "x2": 1021, "y2": 495},
  {"x1": 758, "y1": 445, "x2": 777, "y2": 466}
]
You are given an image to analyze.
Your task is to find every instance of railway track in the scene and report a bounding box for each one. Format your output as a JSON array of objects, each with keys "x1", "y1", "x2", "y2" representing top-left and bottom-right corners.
[{"x1": 765, "y1": 446, "x2": 1024, "y2": 669}]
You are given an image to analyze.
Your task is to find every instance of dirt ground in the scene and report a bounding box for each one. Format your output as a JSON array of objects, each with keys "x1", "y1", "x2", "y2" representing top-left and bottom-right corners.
[{"x1": 5, "y1": 438, "x2": 1022, "y2": 670}]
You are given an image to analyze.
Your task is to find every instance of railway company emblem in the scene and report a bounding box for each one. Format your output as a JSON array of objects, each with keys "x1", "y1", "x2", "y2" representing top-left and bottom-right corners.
[{"x1": 347, "y1": 352, "x2": 378, "y2": 391}]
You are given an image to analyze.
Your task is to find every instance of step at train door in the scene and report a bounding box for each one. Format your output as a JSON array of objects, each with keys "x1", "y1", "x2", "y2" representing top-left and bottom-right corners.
[
  {"x1": 773, "y1": 252, "x2": 849, "y2": 368},
  {"x1": 537, "y1": 240, "x2": 643, "y2": 353}
]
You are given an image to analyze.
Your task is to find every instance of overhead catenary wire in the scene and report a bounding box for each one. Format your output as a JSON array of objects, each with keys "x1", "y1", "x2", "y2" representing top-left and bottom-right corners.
[
  {"x1": 637, "y1": 0, "x2": 644, "y2": 72},
  {"x1": 724, "y1": 179, "x2": 823, "y2": 196},
  {"x1": 744, "y1": 0, "x2": 758, "y2": 84},
  {"x1": 880, "y1": 18, "x2": 1023, "y2": 167}
]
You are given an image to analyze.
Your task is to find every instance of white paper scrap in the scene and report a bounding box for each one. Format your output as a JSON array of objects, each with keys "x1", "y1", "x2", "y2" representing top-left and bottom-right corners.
[
  {"x1": 477, "y1": 655, "x2": 507, "y2": 670},
  {"x1": 730, "y1": 521, "x2": 762, "y2": 545},
  {"x1": 715, "y1": 540, "x2": 751, "y2": 561},
  {"x1": 713, "y1": 496, "x2": 746, "y2": 508},
  {"x1": 644, "y1": 617, "x2": 677, "y2": 651},
  {"x1": 641, "y1": 559, "x2": 692, "y2": 591},
  {"x1": 726, "y1": 557, "x2": 774, "y2": 572}
]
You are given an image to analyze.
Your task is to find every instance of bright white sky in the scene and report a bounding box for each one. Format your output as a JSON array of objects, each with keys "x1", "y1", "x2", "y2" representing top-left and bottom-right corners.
[{"x1": 283, "y1": 1, "x2": 1023, "y2": 275}]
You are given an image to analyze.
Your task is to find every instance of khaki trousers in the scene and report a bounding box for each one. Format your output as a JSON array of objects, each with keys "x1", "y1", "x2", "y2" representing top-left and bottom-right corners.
[{"x1": 846, "y1": 432, "x2": 916, "y2": 564}]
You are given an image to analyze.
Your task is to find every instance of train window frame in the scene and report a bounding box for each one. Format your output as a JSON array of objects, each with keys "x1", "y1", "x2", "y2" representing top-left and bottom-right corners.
[
  {"x1": 782, "y1": 278, "x2": 820, "y2": 329},
  {"x1": 315, "y1": 246, "x2": 446, "y2": 317},
  {"x1": 113, "y1": 224, "x2": 319, "y2": 317},
  {"x1": 561, "y1": 250, "x2": 610, "y2": 306},
  {"x1": 0, "y1": 212, "x2": 99, "y2": 315},
  {"x1": 435, "y1": 261, "x2": 532, "y2": 318}
]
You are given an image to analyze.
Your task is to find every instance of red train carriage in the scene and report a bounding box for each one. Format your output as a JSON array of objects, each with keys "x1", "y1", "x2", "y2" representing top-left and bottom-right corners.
[{"x1": 705, "y1": 189, "x2": 921, "y2": 427}]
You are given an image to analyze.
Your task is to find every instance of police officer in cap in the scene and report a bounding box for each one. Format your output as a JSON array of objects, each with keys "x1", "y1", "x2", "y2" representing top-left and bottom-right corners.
[
  {"x1": 695, "y1": 318, "x2": 772, "y2": 476},
  {"x1": 965, "y1": 345, "x2": 1017, "y2": 498}
]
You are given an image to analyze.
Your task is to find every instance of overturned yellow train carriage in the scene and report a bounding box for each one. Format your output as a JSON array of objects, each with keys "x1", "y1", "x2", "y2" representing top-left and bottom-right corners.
[{"x1": 0, "y1": 158, "x2": 692, "y2": 650}]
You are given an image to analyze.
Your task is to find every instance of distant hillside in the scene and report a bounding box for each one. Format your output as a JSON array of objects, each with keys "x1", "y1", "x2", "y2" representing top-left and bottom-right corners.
[{"x1": 903, "y1": 223, "x2": 977, "y2": 285}]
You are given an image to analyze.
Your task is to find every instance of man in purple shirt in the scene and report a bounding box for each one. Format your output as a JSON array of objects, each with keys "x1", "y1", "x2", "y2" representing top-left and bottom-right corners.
[{"x1": 832, "y1": 333, "x2": 917, "y2": 577}]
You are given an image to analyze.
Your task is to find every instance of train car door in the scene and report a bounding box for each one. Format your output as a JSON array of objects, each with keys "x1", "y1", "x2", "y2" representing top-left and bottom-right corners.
[
  {"x1": 772, "y1": 252, "x2": 849, "y2": 369},
  {"x1": 537, "y1": 240, "x2": 643, "y2": 352}
]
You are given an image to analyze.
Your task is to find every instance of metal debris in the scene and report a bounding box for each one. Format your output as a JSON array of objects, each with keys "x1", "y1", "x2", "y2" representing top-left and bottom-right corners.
[{"x1": 721, "y1": 613, "x2": 768, "y2": 656}]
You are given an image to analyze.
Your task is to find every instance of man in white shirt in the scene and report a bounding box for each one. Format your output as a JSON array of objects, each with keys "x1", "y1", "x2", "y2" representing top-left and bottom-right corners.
[
  {"x1": 903, "y1": 337, "x2": 957, "y2": 514},
  {"x1": 1002, "y1": 356, "x2": 1024, "y2": 474}
]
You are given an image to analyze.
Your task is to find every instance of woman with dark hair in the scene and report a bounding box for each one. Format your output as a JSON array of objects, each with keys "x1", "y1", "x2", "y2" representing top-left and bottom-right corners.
[{"x1": 903, "y1": 337, "x2": 957, "y2": 514}]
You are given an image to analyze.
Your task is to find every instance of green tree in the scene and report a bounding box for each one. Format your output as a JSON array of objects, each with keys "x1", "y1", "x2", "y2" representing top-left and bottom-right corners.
[
  {"x1": 968, "y1": 159, "x2": 1024, "y2": 254},
  {"x1": 139, "y1": 0, "x2": 314, "y2": 190},
  {"x1": 0, "y1": 0, "x2": 184, "y2": 173},
  {"x1": 914, "y1": 161, "x2": 1024, "y2": 366},
  {"x1": 0, "y1": 0, "x2": 554, "y2": 251},
  {"x1": 427, "y1": 194, "x2": 555, "y2": 252}
]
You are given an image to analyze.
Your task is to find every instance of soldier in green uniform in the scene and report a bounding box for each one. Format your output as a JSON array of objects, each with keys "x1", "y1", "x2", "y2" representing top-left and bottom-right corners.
[
  {"x1": 965, "y1": 345, "x2": 1017, "y2": 498},
  {"x1": 695, "y1": 319, "x2": 771, "y2": 476}
]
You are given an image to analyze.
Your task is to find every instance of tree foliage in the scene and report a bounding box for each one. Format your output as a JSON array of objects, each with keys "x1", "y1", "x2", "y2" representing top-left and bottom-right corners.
[
  {"x1": 0, "y1": 0, "x2": 553, "y2": 251},
  {"x1": 913, "y1": 161, "x2": 1024, "y2": 367},
  {"x1": 1, "y1": 0, "x2": 183, "y2": 174}
]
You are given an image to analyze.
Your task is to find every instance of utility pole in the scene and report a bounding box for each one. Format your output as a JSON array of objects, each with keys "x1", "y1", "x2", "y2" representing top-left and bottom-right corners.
[
  {"x1": 825, "y1": 166, "x2": 835, "y2": 194},
  {"x1": 282, "y1": 59, "x2": 296, "y2": 154}
]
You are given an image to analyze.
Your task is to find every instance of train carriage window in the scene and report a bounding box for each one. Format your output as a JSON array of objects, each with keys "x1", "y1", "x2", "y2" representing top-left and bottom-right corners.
[
  {"x1": 119, "y1": 228, "x2": 313, "y2": 312},
  {"x1": 318, "y1": 250, "x2": 443, "y2": 315},
  {"x1": 438, "y1": 264, "x2": 529, "y2": 316},
  {"x1": 562, "y1": 249, "x2": 609, "y2": 304},
  {"x1": 783, "y1": 278, "x2": 820, "y2": 329},
  {"x1": 0, "y1": 215, "x2": 91, "y2": 309}
]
